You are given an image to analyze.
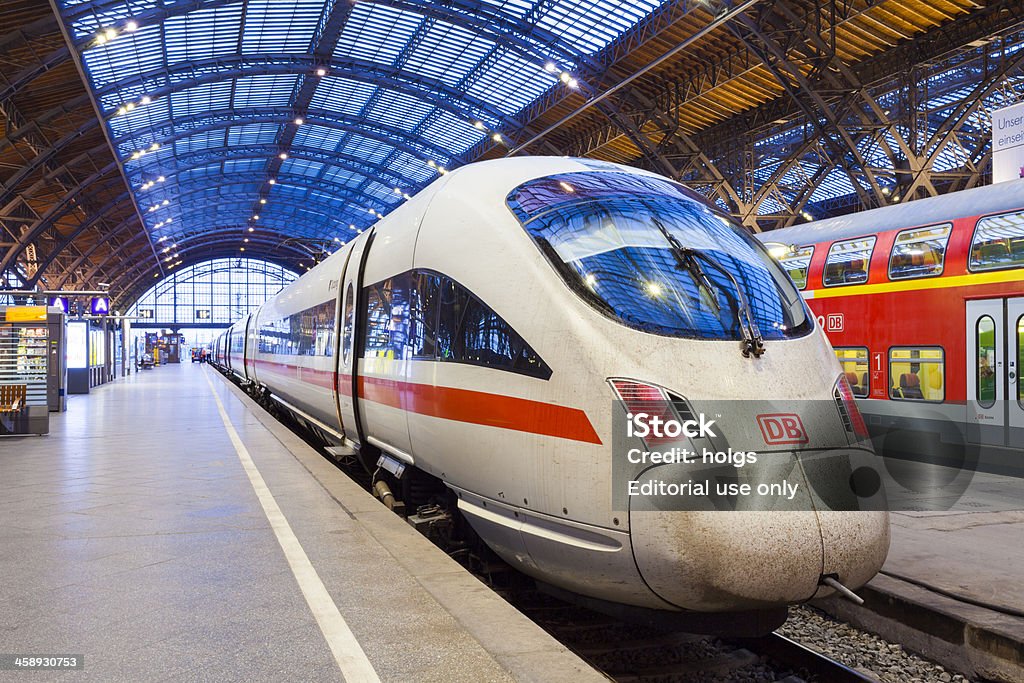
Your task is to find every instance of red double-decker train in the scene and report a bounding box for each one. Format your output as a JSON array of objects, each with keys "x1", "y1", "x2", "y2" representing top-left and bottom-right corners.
[{"x1": 759, "y1": 179, "x2": 1024, "y2": 475}]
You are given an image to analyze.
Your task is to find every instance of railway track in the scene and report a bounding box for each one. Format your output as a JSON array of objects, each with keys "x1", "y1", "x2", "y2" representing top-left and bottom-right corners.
[{"x1": 504, "y1": 588, "x2": 879, "y2": 683}]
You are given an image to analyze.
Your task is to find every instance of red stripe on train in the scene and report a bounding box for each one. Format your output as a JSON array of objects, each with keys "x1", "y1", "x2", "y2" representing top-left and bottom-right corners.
[{"x1": 250, "y1": 357, "x2": 602, "y2": 444}]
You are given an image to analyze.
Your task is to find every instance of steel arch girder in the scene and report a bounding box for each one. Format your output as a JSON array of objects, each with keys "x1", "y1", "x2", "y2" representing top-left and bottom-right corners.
[
  {"x1": 25, "y1": 188, "x2": 137, "y2": 287},
  {"x1": 119, "y1": 111, "x2": 455, "y2": 171},
  {"x1": 65, "y1": 0, "x2": 588, "y2": 76},
  {"x1": 0, "y1": 163, "x2": 124, "y2": 274},
  {"x1": 96, "y1": 54, "x2": 525, "y2": 134},
  {"x1": 141, "y1": 144, "x2": 428, "y2": 192},
  {"x1": 57, "y1": 221, "x2": 146, "y2": 289}
]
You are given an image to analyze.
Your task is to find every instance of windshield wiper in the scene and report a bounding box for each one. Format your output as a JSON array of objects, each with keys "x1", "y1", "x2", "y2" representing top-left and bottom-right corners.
[{"x1": 653, "y1": 223, "x2": 766, "y2": 358}]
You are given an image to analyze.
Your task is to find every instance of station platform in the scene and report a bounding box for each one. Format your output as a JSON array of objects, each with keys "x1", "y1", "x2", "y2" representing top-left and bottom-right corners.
[
  {"x1": 0, "y1": 362, "x2": 602, "y2": 682},
  {"x1": 817, "y1": 478, "x2": 1024, "y2": 682}
]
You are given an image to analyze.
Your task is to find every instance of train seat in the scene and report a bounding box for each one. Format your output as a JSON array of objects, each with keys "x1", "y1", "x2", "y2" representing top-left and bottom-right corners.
[
  {"x1": 845, "y1": 259, "x2": 867, "y2": 283},
  {"x1": 844, "y1": 371, "x2": 862, "y2": 396},
  {"x1": 898, "y1": 373, "x2": 924, "y2": 400}
]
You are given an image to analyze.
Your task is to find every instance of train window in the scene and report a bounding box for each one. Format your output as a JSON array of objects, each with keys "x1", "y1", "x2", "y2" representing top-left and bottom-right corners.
[
  {"x1": 506, "y1": 172, "x2": 812, "y2": 342},
  {"x1": 969, "y1": 210, "x2": 1024, "y2": 271},
  {"x1": 342, "y1": 283, "x2": 354, "y2": 364},
  {"x1": 834, "y1": 347, "x2": 869, "y2": 398},
  {"x1": 775, "y1": 245, "x2": 814, "y2": 290},
  {"x1": 368, "y1": 271, "x2": 551, "y2": 379},
  {"x1": 409, "y1": 272, "x2": 439, "y2": 359},
  {"x1": 889, "y1": 224, "x2": 951, "y2": 280},
  {"x1": 889, "y1": 347, "x2": 944, "y2": 402},
  {"x1": 435, "y1": 275, "x2": 551, "y2": 379},
  {"x1": 436, "y1": 276, "x2": 467, "y2": 363},
  {"x1": 364, "y1": 277, "x2": 414, "y2": 360},
  {"x1": 823, "y1": 237, "x2": 875, "y2": 287},
  {"x1": 976, "y1": 316, "x2": 996, "y2": 408}
]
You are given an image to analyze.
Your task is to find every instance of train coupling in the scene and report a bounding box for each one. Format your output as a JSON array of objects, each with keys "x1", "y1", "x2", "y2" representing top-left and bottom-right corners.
[{"x1": 820, "y1": 575, "x2": 865, "y2": 605}]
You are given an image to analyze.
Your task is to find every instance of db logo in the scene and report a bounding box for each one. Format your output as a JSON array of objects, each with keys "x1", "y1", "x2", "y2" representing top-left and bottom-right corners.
[
  {"x1": 756, "y1": 413, "x2": 809, "y2": 445},
  {"x1": 826, "y1": 314, "x2": 844, "y2": 332}
]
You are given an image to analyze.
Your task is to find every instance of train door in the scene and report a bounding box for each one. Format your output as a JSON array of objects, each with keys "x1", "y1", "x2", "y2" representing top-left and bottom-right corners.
[
  {"x1": 966, "y1": 298, "x2": 1023, "y2": 447},
  {"x1": 335, "y1": 232, "x2": 373, "y2": 447},
  {"x1": 1010, "y1": 298, "x2": 1024, "y2": 446}
]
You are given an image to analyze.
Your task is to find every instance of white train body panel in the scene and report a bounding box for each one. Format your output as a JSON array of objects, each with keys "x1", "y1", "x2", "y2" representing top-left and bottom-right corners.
[{"x1": 213, "y1": 157, "x2": 889, "y2": 614}]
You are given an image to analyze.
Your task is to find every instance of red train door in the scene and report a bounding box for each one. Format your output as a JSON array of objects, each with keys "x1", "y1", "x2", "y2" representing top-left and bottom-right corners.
[{"x1": 966, "y1": 298, "x2": 1024, "y2": 447}]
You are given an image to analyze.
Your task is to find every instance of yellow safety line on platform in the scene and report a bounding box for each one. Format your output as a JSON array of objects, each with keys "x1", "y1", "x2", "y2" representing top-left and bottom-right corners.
[{"x1": 203, "y1": 368, "x2": 381, "y2": 683}]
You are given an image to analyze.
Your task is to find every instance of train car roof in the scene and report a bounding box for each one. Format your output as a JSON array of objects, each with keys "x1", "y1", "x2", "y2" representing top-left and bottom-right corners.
[{"x1": 756, "y1": 178, "x2": 1024, "y2": 246}]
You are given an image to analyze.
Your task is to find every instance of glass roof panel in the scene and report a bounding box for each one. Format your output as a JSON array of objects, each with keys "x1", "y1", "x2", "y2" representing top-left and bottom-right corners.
[
  {"x1": 241, "y1": 0, "x2": 325, "y2": 53},
  {"x1": 58, "y1": 0, "x2": 671, "y2": 249}
]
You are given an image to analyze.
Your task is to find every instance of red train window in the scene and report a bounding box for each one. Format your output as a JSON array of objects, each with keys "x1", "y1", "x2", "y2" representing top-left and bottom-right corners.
[
  {"x1": 970, "y1": 210, "x2": 1024, "y2": 272},
  {"x1": 889, "y1": 224, "x2": 951, "y2": 280},
  {"x1": 824, "y1": 237, "x2": 875, "y2": 287}
]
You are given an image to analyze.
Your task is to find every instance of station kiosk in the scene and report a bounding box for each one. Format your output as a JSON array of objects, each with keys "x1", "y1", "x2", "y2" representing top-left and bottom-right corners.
[{"x1": 0, "y1": 305, "x2": 52, "y2": 435}]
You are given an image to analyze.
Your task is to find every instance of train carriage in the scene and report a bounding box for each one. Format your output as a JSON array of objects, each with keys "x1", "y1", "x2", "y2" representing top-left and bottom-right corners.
[
  {"x1": 212, "y1": 157, "x2": 889, "y2": 631},
  {"x1": 760, "y1": 179, "x2": 1024, "y2": 474}
]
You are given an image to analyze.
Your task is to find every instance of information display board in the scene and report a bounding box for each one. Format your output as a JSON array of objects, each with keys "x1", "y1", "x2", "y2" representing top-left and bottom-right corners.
[{"x1": 67, "y1": 322, "x2": 88, "y2": 369}]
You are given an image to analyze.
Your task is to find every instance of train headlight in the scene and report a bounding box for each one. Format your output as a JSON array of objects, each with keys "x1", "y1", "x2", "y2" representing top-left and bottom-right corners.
[{"x1": 834, "y1": 374, "x2": 869, "y2": 441}]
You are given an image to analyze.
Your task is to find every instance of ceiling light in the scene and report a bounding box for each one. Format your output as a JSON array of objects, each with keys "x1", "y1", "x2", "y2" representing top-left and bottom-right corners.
[
  {"x1": 393, "y1": 187, "x2": 402, "y2": 194},
  {"x1": 403, "y1": 193, "x2": 411, "y2": 200},
  {"x1": 140, "y1": 95, "x2": 151, "y2": 105},
  {"x1": 125, "y1": 20, "x2": 138, "y2": 31},
  {"x1": 253, "y1": 215, "x2": 259, "y2": 219},
  {"x1": 560, "y1": 72, "x2": 571, "y2": 83},
  {"x1": 260, "y1": 198, "x2": 267, "y2": 204},
  {"x1": 567, "y1": 78, "x2": 578, "y2": 89},
  {"x1": 315, "y1": 68, "x2": 327, "y2": 77},
  {"x1": 150, "y1": 142, "x2": 159, "y2": 151},
  {"x1": 104, "y1": 28, "x2": 117, "y2": 40},
  {"x1": 248, "y1": 227, "x2": 254, "y2": 232},
  {"x1": 294, "y1": 117, "x2": 304, "y2": 125},
  {"x1": 95, "y1": 34, "x2": 108, "y2": 45},
  {"x1": 157, "y1": 175, "x2": 165, "y2": 182},
  {"x1": 116, "y1": 106, "x2": 127, "y2": 116},
  {"x1": 473, "y1": 121, "x2": 485, "y2": 130},
  {"x1": 126, "y1": 102, "x2": 135, "y2": 111},
  {"x1": 492, "y1": 133, "x2": 502, "y2": 143},
  {"x1": 544, "y1": 62, "x2": 557, "y2": 73},
  {"x1": 349, "y1": 224, "x2": 355, "y2": 230},
  {"x1": 278, "y1": 152, "x2": 288, "y2": 160},
  {"x1": 426, "y1": 159, "x2": 436, "y2": 167},
  {"x1": 244, "y1": 238, "x2": 249, "y2": 243},
  {"x1": 161, "y1": 199, "x2": 169, "y2": 206},
  {"x1": 268, "y1": 179, "x2": 276, "y2": 185}
]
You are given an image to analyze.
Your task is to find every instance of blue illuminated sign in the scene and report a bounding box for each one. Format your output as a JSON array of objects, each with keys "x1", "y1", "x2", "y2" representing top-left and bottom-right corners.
[
  {"x1": 90, "y1": 297, "x2": 110, "y2": 315},
  {"x1": 49, "y1": 296, "x2": 68, "y2": 313}
]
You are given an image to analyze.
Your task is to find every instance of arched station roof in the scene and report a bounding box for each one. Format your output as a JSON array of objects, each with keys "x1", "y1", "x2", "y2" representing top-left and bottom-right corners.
[{"x1": 1, "y1": 0, "x2": 1022, "y2": 308}]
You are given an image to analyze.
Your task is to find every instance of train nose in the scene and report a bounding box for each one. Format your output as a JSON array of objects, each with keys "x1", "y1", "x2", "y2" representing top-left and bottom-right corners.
[
  {"x1": 630, "y1": 507, "x2": 825, "y2": 611},
  {"x1": 627, "y1": 460, "x2": 888, "y2": 611}
]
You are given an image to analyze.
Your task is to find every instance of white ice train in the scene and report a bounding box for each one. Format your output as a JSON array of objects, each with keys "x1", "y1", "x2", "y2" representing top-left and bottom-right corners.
[{"x1": 213, "y1": 157, "x2": 889, "y2": 632}]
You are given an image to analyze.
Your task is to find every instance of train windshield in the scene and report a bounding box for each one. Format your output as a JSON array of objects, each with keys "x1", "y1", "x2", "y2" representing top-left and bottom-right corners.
[{"x1": 507, "y1": 171, "x2": 812, "y2": 341}]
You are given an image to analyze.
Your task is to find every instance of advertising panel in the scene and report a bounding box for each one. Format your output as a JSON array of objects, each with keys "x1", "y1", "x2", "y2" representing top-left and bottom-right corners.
[{"x1": 992, "y1": 100, "x2": 1024, "y2": 183}]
